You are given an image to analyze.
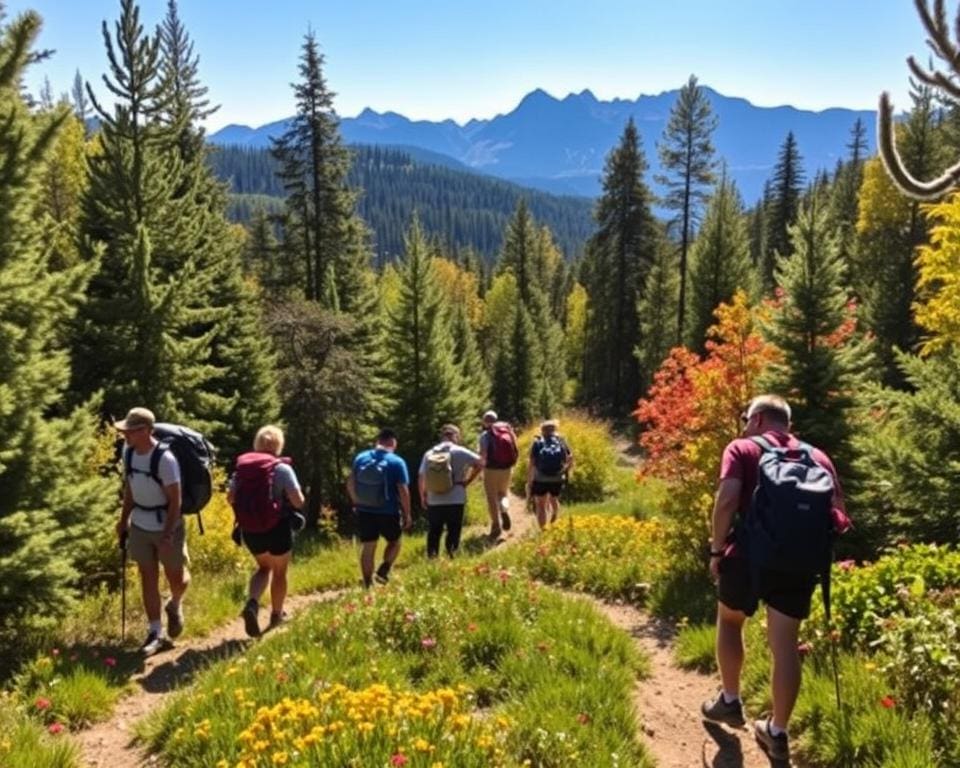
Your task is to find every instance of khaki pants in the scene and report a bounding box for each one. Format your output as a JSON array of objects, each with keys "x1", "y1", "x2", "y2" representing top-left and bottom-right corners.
[
  {"x1": 127, "y1": 522, "x2": 189, "y2": 570},
  {"x1": 483, "y1": 467, "x2": 512, "y2": 503}
]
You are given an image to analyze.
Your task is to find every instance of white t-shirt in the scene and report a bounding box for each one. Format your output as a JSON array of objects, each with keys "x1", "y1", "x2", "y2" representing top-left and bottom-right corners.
[
  {"x1": 418, "y1": 443, "x2": 481, "y2": 506},
  {"x1": 128, "y1": 444, "x2": 182, "y2": 532}
]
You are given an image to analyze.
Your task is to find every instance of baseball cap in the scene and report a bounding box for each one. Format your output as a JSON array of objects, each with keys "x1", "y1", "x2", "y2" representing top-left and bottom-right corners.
[
  {"x1": 482, "y1": 410, "x2": 498, "y2": 421},
  {"x1": 114, "y1": 407, "x2": 155, "y2": 432}
]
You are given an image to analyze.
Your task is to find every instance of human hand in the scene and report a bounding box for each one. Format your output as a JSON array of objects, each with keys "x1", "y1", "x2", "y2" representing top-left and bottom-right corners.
[
  {"x1": 402, "y1": 514, "x2": 413, "y2": 532},
  {"x1": 709, "y1": 555, "x2": 721, "y2": 583}
]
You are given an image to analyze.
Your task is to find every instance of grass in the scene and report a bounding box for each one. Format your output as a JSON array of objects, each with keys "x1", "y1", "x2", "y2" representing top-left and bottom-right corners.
[
  {"x1": 0, "y1": 693, "x2": 77, "y2": 768},
  {"x1": 137, "y1": 562, "x2": 652, "y2": 767},
  {"x1": 673, "y1": 622, "x2": 717, "y2": 674}
]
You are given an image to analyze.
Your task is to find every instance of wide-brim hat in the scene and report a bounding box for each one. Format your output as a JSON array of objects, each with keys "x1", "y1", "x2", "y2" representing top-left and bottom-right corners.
[{"x1": 114, "y1": 406, "x2": 155, "y2": 431}]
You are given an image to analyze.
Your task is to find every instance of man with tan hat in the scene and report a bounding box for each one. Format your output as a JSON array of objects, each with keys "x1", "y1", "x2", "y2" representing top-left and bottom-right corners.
[
  {"x1": 525, "y1": 418, "x2": 573, "y2": 529},
  {"x1": 115, "y1": 407, "x2": 189, "y2": 656}
]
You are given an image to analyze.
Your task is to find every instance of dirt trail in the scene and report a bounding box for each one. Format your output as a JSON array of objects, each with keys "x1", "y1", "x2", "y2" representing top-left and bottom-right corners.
[{"x1": 76, "y1": 589, "x2": 344, "y2": 768}]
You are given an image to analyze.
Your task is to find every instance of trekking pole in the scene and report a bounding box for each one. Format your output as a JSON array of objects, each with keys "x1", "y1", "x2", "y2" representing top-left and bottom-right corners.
[{"x1": 120, "y1": 531, "x2": 128, "y2": 641}]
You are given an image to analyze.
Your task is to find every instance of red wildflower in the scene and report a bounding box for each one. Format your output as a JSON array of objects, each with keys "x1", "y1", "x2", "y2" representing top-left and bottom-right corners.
[
  {"x1": 577, "y1": 712, "x2": 591, "y2": 725},
  {"x1": 35, "y1": 697, "x2": 52, "y2": 711},
  {"x1": 797, "y1": 642, "x2": 813, "y2": 657},
  {"x1": 390, "y1": 754, "x2": 409, "y2": 766},
  {"x1": 467, "y1": 622, "x2": 478, "y2": 633},
  {"x1": 880, "y1": 695, "x2": 896, "y2": 709},
  {"x1": 104, "y1": 657, "x2": 117, "y2": 668},
  {"x1": 421, "y1": 637, "x2": 437, "y2": 650},
  {"x1": 836, "y1": 559, "x2": 856, "y2": 571},
  {"x1": 48, "y1": 722, "x2": 63, "y2": 735}
]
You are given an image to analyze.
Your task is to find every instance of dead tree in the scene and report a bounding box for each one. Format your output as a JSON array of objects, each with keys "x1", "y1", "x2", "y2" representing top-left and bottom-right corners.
[{"x1": 879, "y1": 0, "x2": 960, "y2": 199}]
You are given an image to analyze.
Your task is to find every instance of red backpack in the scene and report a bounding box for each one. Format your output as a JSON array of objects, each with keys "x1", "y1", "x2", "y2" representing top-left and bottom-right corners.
[
  {"x1": 487, "y1": 422, "x2": 518, "y2": 469},
  {"x1": 232, "y1": 452, "x2": 291, "y2": 533}
]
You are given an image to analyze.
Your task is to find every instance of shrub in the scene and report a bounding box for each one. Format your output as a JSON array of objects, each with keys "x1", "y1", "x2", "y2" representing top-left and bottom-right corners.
[
  {"x1": 511, "y1": 415, "x2": 617, "y2": 503},
  {"x1": 186, "y1": 472, "x2": 248, "y2": 574}
]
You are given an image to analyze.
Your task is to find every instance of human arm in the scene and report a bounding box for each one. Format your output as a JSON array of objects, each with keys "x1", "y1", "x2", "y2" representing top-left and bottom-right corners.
[
  {"x1": 346, "y1": 472, "x2": 357, "y2": 506},
  {"x1": 709, "y1": 477, "x2": 741, "y2": 580},
  {"x1": 398, "y1": 483, "x2": 413, "y2": 531},
  {"x1": 159, "y1": 481, "x2": 182, "y2": 549}
]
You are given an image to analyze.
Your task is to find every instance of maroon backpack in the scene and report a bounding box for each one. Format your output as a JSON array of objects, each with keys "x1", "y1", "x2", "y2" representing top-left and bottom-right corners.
[
  {"x1": 487, "y1": 422, "x2": 518, "y2": 469},
  {"x1": 232, "y1": 452, "x2": 291, "y2": 533}
]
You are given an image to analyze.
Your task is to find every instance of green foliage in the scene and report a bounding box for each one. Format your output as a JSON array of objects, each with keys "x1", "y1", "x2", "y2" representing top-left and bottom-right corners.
[
  {"x1": 852, "y1": 350, "x2": 960, "y2": 549},
  {"x1": 655, "y1": 74, "x2": 718, "y2": 341},
  {"x1": 685, "y1": 171, "x2": 752, "y2": 350},
  {"x1": 636, "y1": 237, "x2": 678, "y2": 388},
  {"x1": 138, "y1": 564, "x2": 650, "y2": 767},
  {"x1": 672, "y1": 622, "x2": 716, "y2": 673},
  {"x1": 760, "y1": 197, "x2": 875, "y2": 470},
  {"x1": 511, "y1": 416, "x2": 618, "y2": 503},
  {"x1": 762, "y1": 131, "x2": 804, "y2": 291},
  {"x1": 580, "y1": 118, "x2": 660, "y2": 414},
  {"x1": 212, "y1": 144, "x2": 593, "y2": 262},
  {"x1": 0, "y1": 8, "x2": 113, "y2": 671}
]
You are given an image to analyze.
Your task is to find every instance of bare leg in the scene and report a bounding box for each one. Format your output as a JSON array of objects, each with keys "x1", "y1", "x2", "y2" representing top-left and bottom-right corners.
[
  {"x1": 269, "y1": 553, "x2": 291, "y2": 615},
  {"x1": 716, "y1": 601, "x2": 747, "y2": 698},
  {"x1": 248, "y1": 555, "x2": 272, "y2": 603},
  {"x1": 381, "y1": 537, "x2": 401, "y2": 569},
  {"x1": 534, "y1": 495, "x2": 548, "y2": 529},
  {"x1": 766, "y1": 606, "x2": 802, "y2": 731},
  {"x1": 360, "y1": 541, "x2": 377, "y2": 586},
  {"x1": 548, "y1": 494, "x2": 560, "y2": 523},
  {"x1": 139, "y1": 562, "x2": 162, "y2": 622}
]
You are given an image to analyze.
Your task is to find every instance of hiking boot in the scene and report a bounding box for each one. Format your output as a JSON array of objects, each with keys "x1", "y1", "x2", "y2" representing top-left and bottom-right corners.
[
  {"x1": 241, "y1": 599, "x2": 260, "y2": 638},
  {"x1": 374, "y1": 563, "x2": 391, "y2": 584},
  {"x1": 140, "y1": 630, "x2": 167, "y2": 657},
  {"x1": 268, "y1": 611, "x2": 288, "y2": 629},
  {"x1": 700, "y1": 692, "x2": 745, "y2": 728},
  {"x1": 164, "y1": 600, "x2": 184, "y2": 639},
  {"x1": 488, "y1": 527, "x2": 503, "y2": 542},
  {"x1": 754, "y1": 719, "x2": 789, "y2": 761},
  {"x1": 499, "y1": 498, "x2": 512, "y2": 531}
]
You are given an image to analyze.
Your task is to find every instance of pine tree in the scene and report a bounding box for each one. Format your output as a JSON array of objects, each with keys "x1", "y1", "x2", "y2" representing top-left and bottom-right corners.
[
  {"x1": 636, "y1": 240, "x2": 679, "y2": 391},
  {"x1": 762, "y1": 132, "x2": 805, "y2": 292},
  {"x1": 271, "y1": 31, "x2": 355, "y2": 304},
  {"x1": 686, "y1": 171, "x2": 753, "y2": 350},
  {"x1": 450, "y1": 300, "x2": 490, "y2": 419},
  {"x1": 383, "y1": 217, "x2": 471, "y2": 469},
  {"x1": 829, "y1": 120, "x2": 870, "y2": 276},
  {"x1": 761, "y1": 198, "x2": 874, "y2": 468},
  {"x1": 580, "y1": 118, "x2": 659, "y2": 414},
  {"x1": 656, "y1": 74, "x2": 718, "y2": 342},
  {"x1": 505, "y1": 304, "x2": 543, "y2": 423},
  {"x1": 71, "y1": 68, "x2": 90, "y2": 126},
  {"x1": 499, "y1": 198, "x2": 537, "y2": 304},
  {"x1": 0, "y1": 9, "x2": 112, "y2": 649}
]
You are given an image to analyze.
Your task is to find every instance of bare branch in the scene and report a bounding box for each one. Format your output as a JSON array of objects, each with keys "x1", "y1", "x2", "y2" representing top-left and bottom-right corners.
[{"x1": 907, "y1": 55, "x2": 960, "y2": 101}]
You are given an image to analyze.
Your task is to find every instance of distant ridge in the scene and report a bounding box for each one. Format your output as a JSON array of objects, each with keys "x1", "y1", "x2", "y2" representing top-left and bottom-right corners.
[{"x1": 210, "y1": 85, "x2": 876, "y2": 202}]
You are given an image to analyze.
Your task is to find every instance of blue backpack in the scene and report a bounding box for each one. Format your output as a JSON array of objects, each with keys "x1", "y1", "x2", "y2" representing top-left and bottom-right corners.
[
  {"x1": 354, "y1": 451, "x2": 389, "y2": 508},
  {"x1": 533, "y1": 435, "x2": 566, "y2": 476},
  {"x1": 742, "y1": 436, "x2": 836, "y2": 611}
]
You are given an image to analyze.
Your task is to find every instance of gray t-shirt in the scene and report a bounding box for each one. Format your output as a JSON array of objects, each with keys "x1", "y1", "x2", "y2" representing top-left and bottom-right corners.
[
  {"x1": 419, "y1": 442, "x2": 481, "y2": 506},
  {"x1": 128, "y1": 444, "x2": 181, "y2": 532}
]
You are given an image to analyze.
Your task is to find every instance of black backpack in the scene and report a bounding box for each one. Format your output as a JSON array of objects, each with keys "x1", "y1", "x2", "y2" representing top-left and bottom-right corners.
[
  {"x1": 124, "y1": 423, "x2": 215, "y2": 532},
  {"x1": 533, "y1": 435, "x2": 566, "y2": 476},
  {"x1": 741, "y1": 436, "x2": 836, "y2": 612}
]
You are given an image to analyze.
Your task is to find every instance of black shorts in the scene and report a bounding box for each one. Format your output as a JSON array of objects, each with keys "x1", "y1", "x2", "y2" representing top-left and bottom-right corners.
[
  {"x1": 357, "y1": 511, "x2": 401, "y2": 543},
  {"x1": 242, "y1": 520, "x2": 293, "y2": 556},
  {"x1": 717, "y1": 556, "x2": 818, "y2": 620},
  {"x1": 531, "y1": 480, "x2": 564, "y2": 498}
]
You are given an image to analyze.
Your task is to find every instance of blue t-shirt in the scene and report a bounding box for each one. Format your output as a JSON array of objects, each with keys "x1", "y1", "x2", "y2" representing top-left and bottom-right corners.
[{"x1": 352, "y1": 448, "x2": 409, "y2": 515}]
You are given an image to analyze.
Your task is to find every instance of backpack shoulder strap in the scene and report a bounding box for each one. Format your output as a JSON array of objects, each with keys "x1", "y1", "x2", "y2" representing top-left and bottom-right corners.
[
  {"x1": 149, "y1": 444, "x2": 167, "y2": 487},
  {"x1": 124, "y1": 446, "x2": 133, "y2": 477},
  {"x1": 749, "y1": 435, "x2": 776, "y2": 452}
]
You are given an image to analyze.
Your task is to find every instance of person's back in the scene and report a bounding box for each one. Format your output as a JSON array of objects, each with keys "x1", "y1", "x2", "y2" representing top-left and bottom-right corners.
[
  {"x1": 353, "y1": 447, "x2": 405, "y2": 514},
  {"x1": 419, "y1": 426, "x2": 483, "y2": 558},
  {"x1": 703, "y1": 395, "x2": 848, "y2": 763},
  {"x1": 478, "y1": 410, "x2": 516, "y2": 539}
]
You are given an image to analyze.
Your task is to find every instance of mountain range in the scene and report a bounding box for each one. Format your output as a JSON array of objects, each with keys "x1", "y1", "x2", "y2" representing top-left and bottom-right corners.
[{"x1": 210, "y1": 85, "x2": 876, "y2": 203}]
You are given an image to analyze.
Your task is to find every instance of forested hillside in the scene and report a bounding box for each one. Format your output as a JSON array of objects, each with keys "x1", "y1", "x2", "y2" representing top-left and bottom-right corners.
[{"x1": 210, "y1": 144, "x2": 594, "y2": 260}]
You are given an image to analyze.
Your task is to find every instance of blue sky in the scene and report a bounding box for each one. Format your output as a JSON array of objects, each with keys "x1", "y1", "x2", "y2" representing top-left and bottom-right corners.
[{"x1": 9, "y1": 0, "x2": 925, "y2": 131}]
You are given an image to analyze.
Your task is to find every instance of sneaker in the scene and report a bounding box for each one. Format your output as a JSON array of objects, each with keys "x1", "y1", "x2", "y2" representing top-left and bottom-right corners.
[
  {"x1": 700, "y1": 692, "x2": 746, "y2": 728},
  {"x1": 488, "y1": 527, "x2": 503, "y2": 542},
  {"x1": 241, "y1": 599, "x2": 260, "y2": 638},
  {"x1": 499, "y1": 498, "x2": 512, "y2": 531},
  {"x1": 140, "y1": 630, "x2": 167, "y2": 657},
  {"x1": 164, "y1": 600, "x2": 184, "y2": 639},
  {"x1": 754, "y1": 719, "x2": 789, "y2": 761},
  {"x1": 268, "y1": 611, "x2": 288, "y2": 629},
  {"x1": 374, "y1": 563, "x2": 391, "y2": 584}
]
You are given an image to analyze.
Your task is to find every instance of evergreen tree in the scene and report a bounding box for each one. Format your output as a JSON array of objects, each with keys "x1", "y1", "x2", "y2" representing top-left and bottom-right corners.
[
  {"x1": 636, "y1": 239, "x2": 679, "y2": 391},
  {"x1": 505, "y1": 304, "x2": 543, "y2": 423},
  {"x1": 656, "y1": 74, "x2": 718, "y2": 342},
  {"x1": 0, "y1": 9, "x2": 112, "y2": 652},
  {"x1": 762, "y1": 132, "x2": 805, "y2": 292},
  {"x1": 383, "y1": 217, "x2": 471, "y2": 470},
  {"x1": 271, "y1": 31, "x2": 356, "y2": 304},
  {"x1": 686, "y1": 171, "x2": 752, "y2": 350},
  {"x1": 748, "y1": 181, "x2": 771, "y2": 270},
  {"x1": 580, "y1": 118, "x2": 659, "y2": 414},
  {"x1": 450, "y1": 300, "x2": 490, "y2": 419},
  {"x1": 37, "y1": 110, "x2": 87, "y2": 271},
  {"x1": 499, "y1": 198, "x2": 537, "y2": 304},
  {"x1": 760, "y1": 198, "x2": 874, "y2": 469},
  {"x1": 71, "y1": 68, "x2": 90, "y2": 126},
  {"x1": 564, "y1": 282, "x2": 588, "y2": 399},
  {"x1": 829, "y1": 120, "x2": 869, "y2": 276}
]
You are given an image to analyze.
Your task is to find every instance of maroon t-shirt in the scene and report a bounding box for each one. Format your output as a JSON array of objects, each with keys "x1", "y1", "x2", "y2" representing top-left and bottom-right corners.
[{"x1": 718, "y1": 430, "x2": 848, "y2": 553}]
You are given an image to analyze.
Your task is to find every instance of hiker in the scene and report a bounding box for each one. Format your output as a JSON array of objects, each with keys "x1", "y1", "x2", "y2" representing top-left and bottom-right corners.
[
  {"x1": 701, "y1": 394, "x2": 849, "y2": 763},
  {"x1": 525, "y1": 419, "x2": 574, "y2": 529},
  {"x1": 418, "y1": 424, "x2": 484, "y2": 558},
  {"x1": 347, "y1": 428, "x2": 412, "y2": 588},
  {"x1": 229, "y1": 425, "x2": 306, "y2": 638},
  {"x1": 478, "y1": 410, "x2": 518, "y2": 540},
  {"x1": 114, "y1": 407, "x2": 189, "y2": 656}
]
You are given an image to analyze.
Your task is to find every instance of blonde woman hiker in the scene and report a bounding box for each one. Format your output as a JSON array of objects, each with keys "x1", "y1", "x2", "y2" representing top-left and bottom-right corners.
[
  {"x1": 525, "y1": 419, "x2": 574, "y2": 529},
  {"x1": 477, "y1": 410, "x2": 518, "y2": 541},
  {"x1": 229, "y1": 425, "x2": 305, "y2": 637}
]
